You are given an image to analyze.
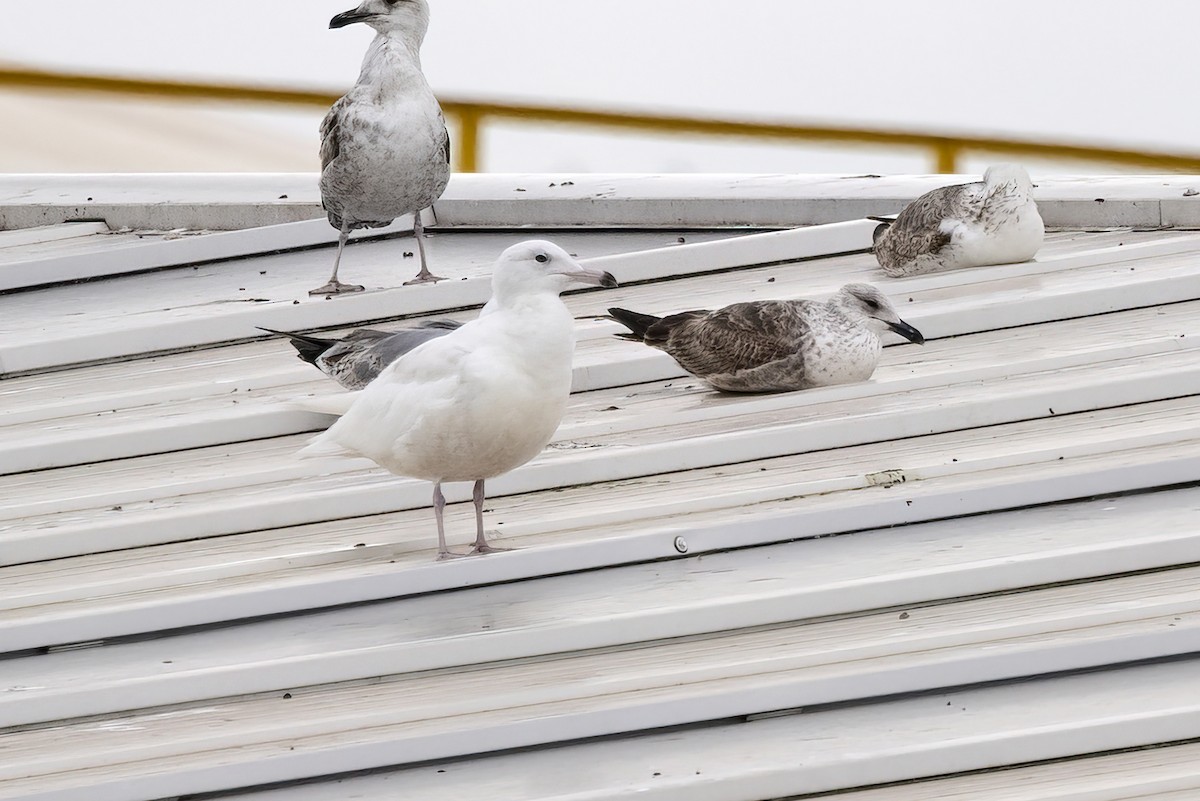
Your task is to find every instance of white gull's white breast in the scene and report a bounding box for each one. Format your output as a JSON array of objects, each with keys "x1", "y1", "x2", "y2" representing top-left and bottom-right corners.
[{"x1": 295, "y1": 239, "x2": 617, "y2": 558}]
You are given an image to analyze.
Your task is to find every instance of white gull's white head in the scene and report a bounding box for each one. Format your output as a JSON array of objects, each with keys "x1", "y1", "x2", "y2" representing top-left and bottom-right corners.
[
  {"x1": 298, "y1": 239, "x2": 617, "y2": 560},
  {"x1": 489, "y1": 240, "x2": 618, "y2": 305}
]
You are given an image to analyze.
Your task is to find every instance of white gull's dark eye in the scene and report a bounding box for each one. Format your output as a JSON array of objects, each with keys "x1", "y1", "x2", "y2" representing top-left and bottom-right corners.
[{"x1": 535, "y1": 254, "x2": 549, "y2": 264}]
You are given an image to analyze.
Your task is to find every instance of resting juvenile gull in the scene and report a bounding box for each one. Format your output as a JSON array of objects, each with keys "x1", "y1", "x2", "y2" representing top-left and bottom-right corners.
[
  {"x1": 872, "y1": 163, "x2": 1043, "y2": 277},
  {"x1": 299, "y1": 241, "x2": 618, "y2": 559},
  {"x1": 315, "y1": 0, "x2": 451, "y2": 295},
  {"x1": 258, "y1": 320, "x2": 460, "y2": 390},
  {"x1": 608, "y1": 284, "x2": 923, "y2": 393}
]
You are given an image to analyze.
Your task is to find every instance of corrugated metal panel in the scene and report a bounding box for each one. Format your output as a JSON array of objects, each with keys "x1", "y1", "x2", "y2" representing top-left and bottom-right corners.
[
  {"x1": 239, "y1": 743, "x2": 1200, "y2": 801},
  {"x1": 0, "y1": 229, "x2": 1190, "y2": 469},
  {"x1": 0, "y1": 227, "x2": 771, "y2": 374},
  {"x1": 11, "y1": 659, "x2": 1197, "y2": 801},
  {"x1": 5, "y1": 494, "x2": 1200, "y2": 727},
  {"x1": 813, "y1": 744, "x2": 1200, "y2": 801},
  {"x1": 4, "y1": 178, "x2": 1200, "y2": 801}
]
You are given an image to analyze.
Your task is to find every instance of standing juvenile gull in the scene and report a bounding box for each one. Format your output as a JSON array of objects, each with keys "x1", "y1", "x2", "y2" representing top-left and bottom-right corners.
[
  {"x1": 608, "y1": 284, "x2": 923, "y2": 394},
  {"x1": 315, "y1": 0, "x2": 451, "y2": 295},
  {"x1": 258, "y1": 320, "x2": 460, "y2": 390},
  {"x1": 872, "y1": 163, "x2": 1044, "y2": 277},
  {"x1": 299, "y1": 241, "x2": 618, "y2": 559}
]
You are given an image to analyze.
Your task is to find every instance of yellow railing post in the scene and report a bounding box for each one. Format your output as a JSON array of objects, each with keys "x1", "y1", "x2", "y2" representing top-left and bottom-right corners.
[
  {"x1": 456, "y1": 109, "x2": 482, "y2": 173},
  {"x1": 934, "y1": 142, "x2": 959, "y2": 174}
]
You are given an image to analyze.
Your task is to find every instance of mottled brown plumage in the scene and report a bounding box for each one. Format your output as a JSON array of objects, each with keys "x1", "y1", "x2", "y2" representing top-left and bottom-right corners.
[
  {"x1": 645, "y1": 304, "x2": 810, "y2": 384},
  {"x1": 873, "y1": 164, "x2": 1044, "y2": 277},
  {"x1": 871, "y1": 184, "x2": 960, "y2": 268},
  {"x1": 315, "y1": 0, "x2": 451, "y2": 294},
  {"x1": 318, "y1": 95, "x2": 450, "y2": 233},
  {"x1": 609, "y1": 284, "x2": 924, "y2": 393}
]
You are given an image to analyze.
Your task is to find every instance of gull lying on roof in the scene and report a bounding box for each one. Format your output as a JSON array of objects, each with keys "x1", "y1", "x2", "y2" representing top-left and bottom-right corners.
[
  {"x1": 300, "y1": 241, "x2": 618, "y2": 559},
  {"x1": 608, "y1": 284, "x2": 923, "y2": 394},
  {"x1": 871, "y1": 163, "x2": 1044, "y2": 278},
  {"x1": 259, "y1": 320, "x2": 461, "y2": 390},
  {"x1": 314, "y1": 0, "x2": 451, "y2": 295}
]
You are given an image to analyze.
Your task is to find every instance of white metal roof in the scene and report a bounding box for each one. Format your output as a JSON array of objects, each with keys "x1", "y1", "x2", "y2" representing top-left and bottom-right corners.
[
  {"x1": 2, "y1": 174, "x2": 1200, "y2": 801},
  {"x1": 4, "y1": 172, "x2": 1200, "y2": 230}
]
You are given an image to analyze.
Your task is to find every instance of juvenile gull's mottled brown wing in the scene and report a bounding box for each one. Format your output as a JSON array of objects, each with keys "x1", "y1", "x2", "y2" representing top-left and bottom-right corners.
[
  {"x1": 650, "y1": 301, "x2": 811, "y2": 379},
  {"x1": 319, "y1": 97, "x2": 352, "y2": 173},
  {"x1": 876, "y1": 182, "x2": 981, "y2": 268},
  {"x1": 318, "y1": 97, "x2": 355, "y2": 228}
]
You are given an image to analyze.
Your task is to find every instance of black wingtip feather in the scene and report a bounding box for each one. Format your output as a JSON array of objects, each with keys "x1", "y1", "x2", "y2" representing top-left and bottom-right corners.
[
  {"x1": 256, "y1": 326, "x2": 337, "y2": 366},
  {"x1": 607, "y1": 307, "x2": 661, "y2": 340}
]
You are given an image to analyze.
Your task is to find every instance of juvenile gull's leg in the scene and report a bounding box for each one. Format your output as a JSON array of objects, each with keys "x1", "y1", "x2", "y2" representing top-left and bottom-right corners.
[
  {"x1": 433, "y1": 482, "x2": 467, "y2": 561},
  {"x1": 311, "y1": 226, "x2": 365, "y2": 295},
  {"x1": 469, "y1": 479, "x2": 514, "y2": 555},
  {"x1": 403, "y1": 211, "x2": 446, "y2": 285}
]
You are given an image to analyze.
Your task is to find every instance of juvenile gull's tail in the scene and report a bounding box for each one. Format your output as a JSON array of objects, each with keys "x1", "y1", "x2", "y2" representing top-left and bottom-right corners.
[
  {"x1": 607, "y1": 307, "x2": 661, "y2": 341},
  {"x1": 257, "y1": 327, "x2": 337, "y2": 365}
]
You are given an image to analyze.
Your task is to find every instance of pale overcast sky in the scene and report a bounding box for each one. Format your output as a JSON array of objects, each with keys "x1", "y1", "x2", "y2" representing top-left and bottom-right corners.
[{"x1": 2, "y1": 1, "x2": 1197, "y2": 173}]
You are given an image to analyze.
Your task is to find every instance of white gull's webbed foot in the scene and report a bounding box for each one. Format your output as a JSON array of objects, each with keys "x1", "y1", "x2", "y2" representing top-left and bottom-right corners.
[
  {"x1": 469, "y1": 540, "x2": 517, "y2": 556},
  {"x1": 436, "y1": 549, "x2": 471, "y2": 561}
]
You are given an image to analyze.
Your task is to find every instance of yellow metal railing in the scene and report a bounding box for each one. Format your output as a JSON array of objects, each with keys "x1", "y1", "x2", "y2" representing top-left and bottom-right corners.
[{"x1": 4, "y1": 67, "x2": 1200, "y2": 175}]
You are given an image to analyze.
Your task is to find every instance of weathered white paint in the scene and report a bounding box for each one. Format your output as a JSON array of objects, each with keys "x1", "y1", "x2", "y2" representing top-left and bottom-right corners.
[
  {"x1": 5, "y1": 339, "x2": 1199, "y2": 564},
  {"x1": 1, "y1": 173, "x2": 1197, "y2": 230},
  {"x1": 0, "y1": 216, "x2": 416, "y2": 292},
  {"x1": 0, "y1": 234, "x2": 1173, "y2": 426},
  {"x1": 819, "y1": 744, "x2": 1200, "y2": 800},
  {"x1": 4, "y1": 651, "x2": 1200, "y2": 801},
  {"x1": 0, "y1": 227, "x2": 1173, "y2": 380},
  {"x1": 5, "y1": 421, "x2": 1199, "y2": 651},
  {"x1": 8, "y1": 394, "x2": 1194, "y2": 599},
  {"x1": 216, "y1": 663, "x2": 1200, "y2": 801},
  {"x1": 4, "y1": 189, "x2": 1200, "y2": 801},
  {"x1": 4, "y1": 503, "x2": 1200, "y2": 727},
  {"x1": 3, "y1": 231, "x2": 1198, "y2": 474},
  {"x1": 0, "y1": 223, "x2": 871, "y2": 375},
  {"x1": 0, "y1": 220, "x2": 109, "y2": 252}
]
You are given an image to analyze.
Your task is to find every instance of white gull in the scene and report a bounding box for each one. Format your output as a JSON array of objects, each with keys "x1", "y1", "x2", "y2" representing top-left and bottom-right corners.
[
  {"x1": 315, "y1": 0, "x2": 451, "y2": 295},
  {"x1": 608, "y1": 284, "x2": 924, "y2": 393},
  {"x1": 872, "y1": 163, "x2": 1044, "y2": 277},
  {"x1": 299, "y1": 241, "x2": 618, "y2": 559}
]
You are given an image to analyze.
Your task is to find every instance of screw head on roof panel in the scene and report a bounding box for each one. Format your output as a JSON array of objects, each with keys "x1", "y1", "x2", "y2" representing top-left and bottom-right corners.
[{"x1": 674, "y1": 536, "x2": 688, "y2": 554}]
